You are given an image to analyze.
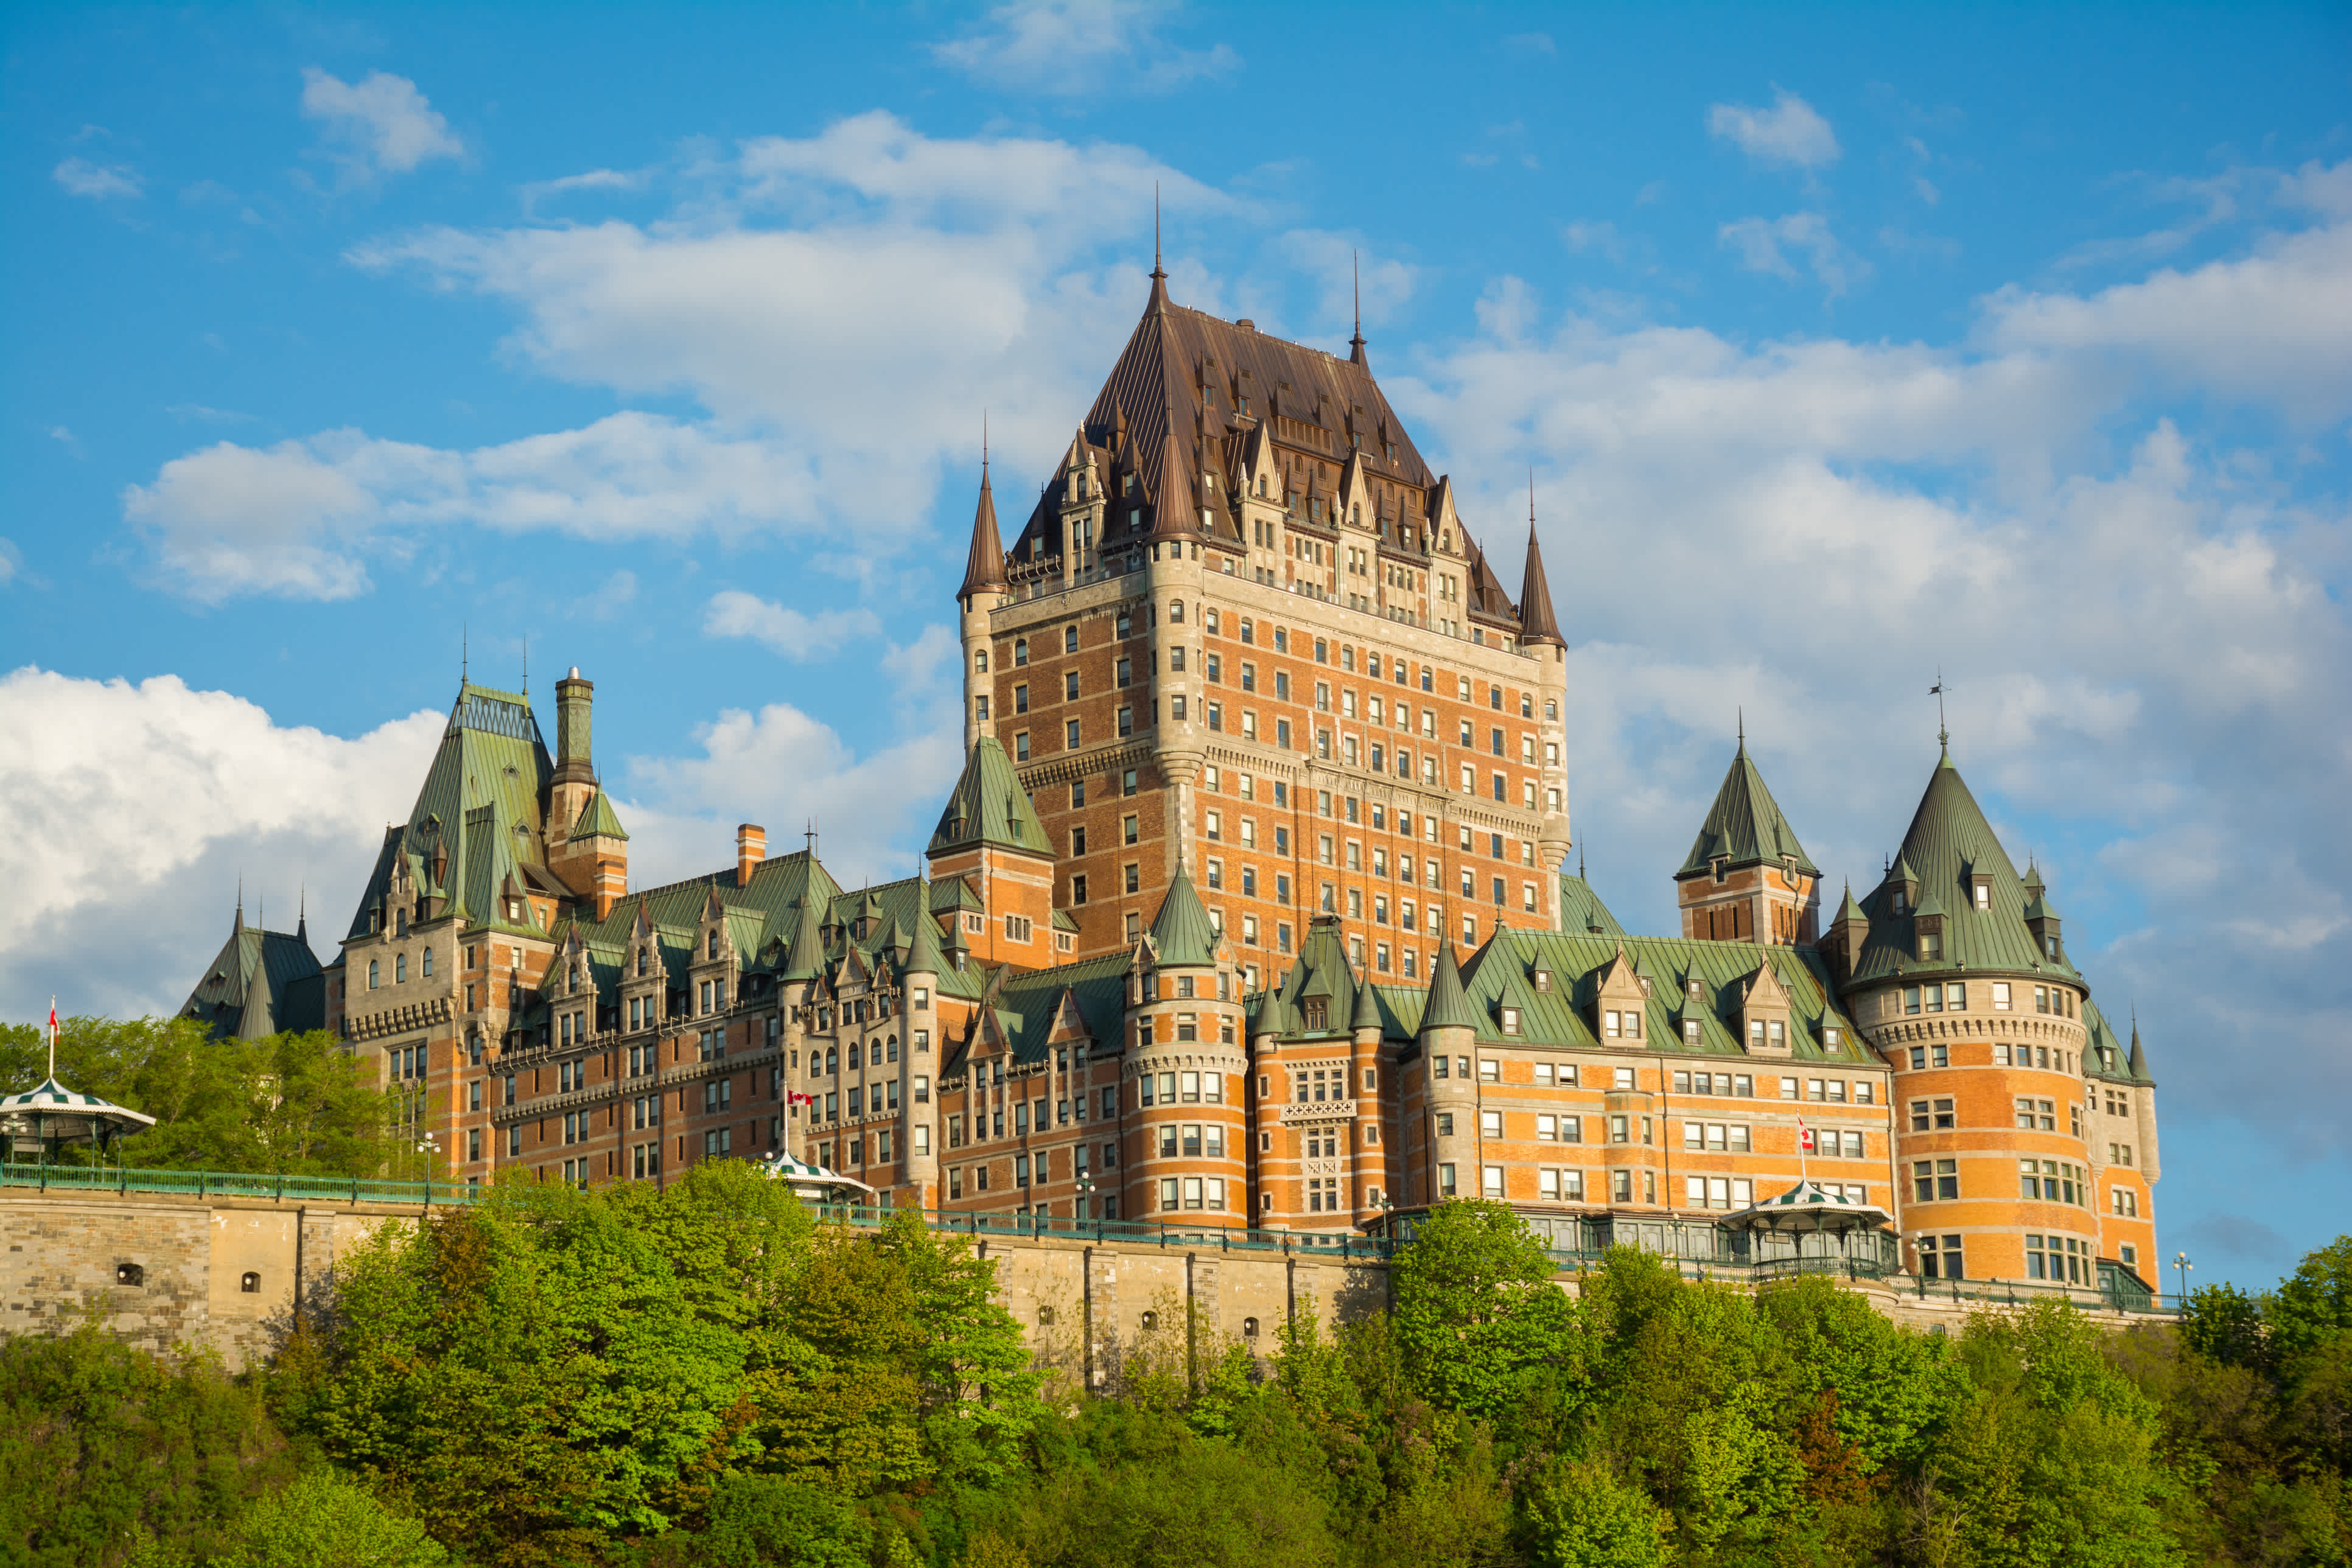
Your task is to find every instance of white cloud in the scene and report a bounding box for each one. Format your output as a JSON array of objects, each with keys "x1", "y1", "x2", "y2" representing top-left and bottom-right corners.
[
  {"x1": 1706, "y1": 88, "x2": 1840, "y2": 169},
  {"x1": 618, "y1": 684, "x2": 962, "y2": 895},
  {"x1": 934, "y1": 0, "x2": 1239, "y2": 95},
  {"x1": 702, "y1": 590, "x2": 883, "y2": 659},
  {"x1": 1717, "y1": 212, "x2": 1868, "y2": 297},
  {"x1": 1984, "y1": 219, "x2": 2352, "y2": 424},
  {"x1": 122, "y1": 413, "x2": 825, "y2": 603},
  {"x1": 53, "y1": 156, "x2": 142, "y2": 200},
  {"x1": 0, "y1": 668, "x2": 443, "y2": 1024},
  {"x1": 299, "y1": 67, "x2": 464, "y2": 180},
  {"x1": 0, "y1": 539, "x2": 21, "y2": 587}
]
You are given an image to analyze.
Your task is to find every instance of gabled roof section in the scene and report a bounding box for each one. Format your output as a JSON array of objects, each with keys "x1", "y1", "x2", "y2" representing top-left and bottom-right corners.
[
  {"x1": 1146, "y1": 864, "x2": 1218, "y2": 967},
  {"x1": 1678, "y1": 740, "x2": 1818, "y2": 878},
  {"x1": 180, "y1": 906, "x2": 325, "y2": 1040},
  {"x1": 1851, "y1": 751, "x2": 2081, "y2": 987},
  {"x1": 928, "y1": 736, "x2": 1051, "y2": 859}
]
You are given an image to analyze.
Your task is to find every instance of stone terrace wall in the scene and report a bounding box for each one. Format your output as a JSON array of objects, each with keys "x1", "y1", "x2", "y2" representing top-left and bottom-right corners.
[{"x1": 0, "y1": 1189, "x2": 2160, "y2": 1373}]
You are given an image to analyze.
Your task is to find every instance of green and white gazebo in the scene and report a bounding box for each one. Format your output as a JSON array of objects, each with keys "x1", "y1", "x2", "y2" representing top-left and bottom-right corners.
[
  {"x1": 1723, "y1": 1179, "x2": 1898, "y2": 1271},
  {"x1": 0, "y1": 1078, "x2": 155, "y2": 1164},
  {"x1": 755, "y1": 1150, "x2": 877, "y2": 1205}
]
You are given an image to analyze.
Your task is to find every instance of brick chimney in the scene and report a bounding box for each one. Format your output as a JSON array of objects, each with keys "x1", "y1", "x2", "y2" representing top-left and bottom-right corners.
[{"x1": 737, "y1": 824, "x2": 766, "y2": 887}]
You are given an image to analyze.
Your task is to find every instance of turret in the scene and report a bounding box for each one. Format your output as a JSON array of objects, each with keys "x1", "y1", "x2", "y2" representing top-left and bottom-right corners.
[
  {"x1": 1417, "y1": 939, "x2": 1477, "y2": 1204},
  {"x1": 1674, "y1": 729, "x2": 1819, "y2": 945},
  {"x1": 959, "y1": 455, "x2": 1009, "y2": 753}
]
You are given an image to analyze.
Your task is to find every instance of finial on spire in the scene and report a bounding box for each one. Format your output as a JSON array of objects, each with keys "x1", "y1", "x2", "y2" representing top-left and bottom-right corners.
[
  {"x1": 1930, "y1": 670, "x2": 1948, "y2": 754},
  {"x1": 1348, "y1": 250, "x2": 1366, "y2": 364},
  {"x1": 461, "y1": 623, "x2": 467, "y2": 685},
  {"x1": 1578, "y1": 843, "x2": 1586, "y2": 880},
  {"x1": 1737, "y1": 707, "x2": 1745, "y2": 749},
  {"x1": 1153, "y1": 182, "x2": 1163, "y2": 278},
  {"x1": 522, "y1": 638, "x2": 528, "y2": 698}
]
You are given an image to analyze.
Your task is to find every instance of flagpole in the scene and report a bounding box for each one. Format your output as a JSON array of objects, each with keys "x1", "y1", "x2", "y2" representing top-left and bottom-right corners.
[{"x1": 47, "y1": 997, "x2": 57, "y2": 1080}]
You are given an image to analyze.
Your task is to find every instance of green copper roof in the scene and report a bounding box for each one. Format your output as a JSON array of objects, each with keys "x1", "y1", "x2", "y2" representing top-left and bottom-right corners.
[
  {"x1": 1833, "y1": 882, "x2": 1867, "y2": 925},
  {"x1": 573, "y1": 789, "x2": 629, "y2": 842},
  {"x1": 1421, "y1": 941, "x2": 1478, "y2": 1032},
  {"x1": 777, "y1": 891, "x2": 825, "y2": 981},
  {"x1": 905, "y1": 898, "x2": 949, "y2": 978},
  {"x1": 1253, "y1": 983, "x2": 1293, "y2": 1036},
  {"x1": 1557, "y1": 870, "x2": 1626, "y2": 936},
  {"x1": 1850, "y1": 751, "x2": 2081, "y2": 987},
  {"x1": 1438, "y1": 928, "x2": 1866, "y2": 1058},
  {"x1": 1350, "y1": 968, "x2": 1385, "y2": 1031},
  {"x1": 1678, "y1": 741, "x2": 1818, "y2": 878},
  {"x1": 928, "y1": 736, "x2": 1052, "y2": 858},
  {"x1": 1147, "y1": 864, "x2": 1219, "y2": 967}
]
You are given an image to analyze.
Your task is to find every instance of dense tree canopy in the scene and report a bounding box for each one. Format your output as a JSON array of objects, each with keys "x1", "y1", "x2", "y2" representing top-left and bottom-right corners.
[
  {"x1": 1, "y1": 1188, "x2": 2343, "y2": 1566},
  {"x1": 0, "y1": 1015, "x2": 392, "y2": 1175}
]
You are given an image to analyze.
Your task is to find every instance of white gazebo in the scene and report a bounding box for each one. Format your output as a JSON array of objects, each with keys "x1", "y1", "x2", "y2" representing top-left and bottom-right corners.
[
  {"x1": 1723, "y1": 1179, "x2": 1897, "y2": 1270},
  {"x1": 0, "y1": 1077, "x2": 156, "y2": 1164},
  {"x1": 755, "y1": 1150, "x2": 877, "y2": 1206}
]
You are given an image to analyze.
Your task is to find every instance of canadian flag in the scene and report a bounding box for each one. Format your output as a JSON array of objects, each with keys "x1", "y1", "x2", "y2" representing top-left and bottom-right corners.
[
  {"x1": 787, "y1": 1091, "x2": 813, "y2": 1106},
  {"x1": 1798, "y1": 1121, "x2": 1816, "y2": 1153}
]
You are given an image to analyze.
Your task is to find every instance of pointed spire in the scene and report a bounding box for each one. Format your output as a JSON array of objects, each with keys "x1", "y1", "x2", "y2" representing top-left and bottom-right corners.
[
  {"x1": 2126, "y1": 1012, "x2": 2151, "y2": 1081},
  {"x1": 1516, "y1": 477, "x2": 1564, "y2": 647},
  {"x1": 234, "y1": 877, "x2": 244, "y2": 933},
  {"x1": 1422, "y1": 936, "x2": 1477, "y2": 1032},
  {"x1": 296, "y1": 886, "x2": 307, "y2": 942},
  {"x1": 1348, "y1": 250, "x2": 1367, "y2": 366},
  {"x1": 958, "y1": 435, "x2": 1008, "y2": 600},
  {"x1": 780, "y1": 887, "x2": 826, "y2": 982},
  {"x1": 1349, "y1": 968, "x2": 1383, "y2": 1032},
  {"x1": 461, "y1": 623, "x2": 467, "y2": 685},
  {"x1": 1147, "y1": 181, "x2": 1169, "y2": 315},
  {"x1": 1147, "y1": 861, "x2": 1218, "y2": 967}
]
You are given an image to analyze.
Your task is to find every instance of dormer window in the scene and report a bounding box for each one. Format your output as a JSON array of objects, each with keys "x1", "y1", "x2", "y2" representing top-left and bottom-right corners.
[
  {"x1": 506, "y1": 898, "x2": 521, "y2": 922},
  {"x1": 707, "y1": 931, "x2": 719, "y2": 960},
  {"x1": 1500, "y1": 1006, "x2": 1521, "y2": 1035},
  {"x1": 2044, "y1": 934, "x2": 2060, "y2": 959},
  {"x1": 1687, "y1": 978, "x2": 1703, "y2": 1001},
  {"x1": 1891, "y1": 891, "x2": 1909, "y2": 916},
  {"x1": 1921, "y1": 929, "x2": 1944, "y2": 961},
  {"x1": 1533, "y1": 969, "x2": 1552, "y2": 993},
  {"x1": 1712, "y1": 858, "x2": 1727, "y2": 885},
  {"x1": 1973, "y1": 881, "x2": 1992, "y2": 909}
]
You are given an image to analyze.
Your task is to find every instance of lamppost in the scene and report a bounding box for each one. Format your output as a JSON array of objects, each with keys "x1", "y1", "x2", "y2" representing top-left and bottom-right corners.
[
  {"x1": 2174, "y1": 1250, "x2": 2193, "y2": 1304},
  {"x1": 418, "y1": 1133, "x2": 442, "y2": 1203},
  {"x1": 1076, "y1": 1174, "x2": 1097, "y2": 1226}
]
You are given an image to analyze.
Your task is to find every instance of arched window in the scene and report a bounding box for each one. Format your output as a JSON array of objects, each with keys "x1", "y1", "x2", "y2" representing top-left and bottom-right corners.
[
  {"x1": 825, "y1": 1047, "x2": 838, "y2": 1075},
  {"x1": 867, "y1": 1041, "x2": 881, "y2": 1067},
  {"x1": 368, "y1": 960, "x2": 379, "y2": 989},
  {"x1": 1168, "y1": 600, "x2": 1185, "y2": 623},
  {"x1": 421, "y1": 947, "x2": 435, "y2": 978},
  {"x1": 1064, "y1": 625, "x2": 1079, "y2": 654},
  {"x1": 240, "y1": 1271, "x2": 260, "y2": 1293},
  {"x1": 1242, "y1": 1316, "x2": 1259, "y2": 1338},
  {"x1": 395, "y1": 953, "x2": 407, "y2": 984},
  {"x1": 637, "y1": 948, "x2": 648, "y2": 977},
  {"x1": 707, "y1": 931, "x2": 719, "y2": 960},
  {"x1": 1014, "y1": 638, "x2": 1029, "y2": 665}
]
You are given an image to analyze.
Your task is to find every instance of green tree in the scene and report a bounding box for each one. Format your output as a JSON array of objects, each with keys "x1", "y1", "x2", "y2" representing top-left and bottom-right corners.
[
  {"x1": 0, "y1": 1319, "x2": 296, "y2": 1567},
  {"x1": 1390, "y1": 1199, "x2": 1586, "y2": 1421},
  {"x1": 0, "y1": 1015, "x2": 391, "y2": 1175},
  {"x1": 1520, "y1": 1460, "x2": 1674, "y2": 1568},
  {"x1": 220, "y1": 1469, "x2": 448, "y2": 1568}
]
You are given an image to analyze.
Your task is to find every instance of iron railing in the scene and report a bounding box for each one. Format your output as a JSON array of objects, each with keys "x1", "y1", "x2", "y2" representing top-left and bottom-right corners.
[{"x1": 0, "y1": 1160, "x2": 473, "y2": 1208}]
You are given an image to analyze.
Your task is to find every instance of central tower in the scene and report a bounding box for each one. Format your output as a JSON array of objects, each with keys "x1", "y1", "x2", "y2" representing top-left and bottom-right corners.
[{"x1": 957, "y1": 258, "x2": 1571, "y2": 991}]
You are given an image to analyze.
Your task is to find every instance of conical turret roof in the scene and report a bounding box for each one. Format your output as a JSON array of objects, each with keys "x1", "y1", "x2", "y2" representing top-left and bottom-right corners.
[
  {"x1": 1147, "y1": 863, "x2": 1218, "y2": 967},
  {"x1": 928, "y1": 735, "x2": 1052, "y2": 859},
  {"x1": 1833, "y1": 881, "x2": 1867, "y2": 925},
  {"x1": 1516, "y1": 521, "x2": 1564, "y2": 647},
  {"x1": 779, "y1": 892, "x2": 825, "y2": 982},
  {"x1": 1850, "y1": 751, "x2": 2079, "y2": 985},
  {"x1": 1421, "y1": 940, "x2": 1477, "y2": 1033},
  {"x1": 1678, "y1": 738, "x2": 1817, "y2": 878},
  {"x1": 958, "y1": 459, "x2": 1007, "y2": 599},
  {"x1": 1349, "y1": 970, "x2": 1384, "y2": 1032}
]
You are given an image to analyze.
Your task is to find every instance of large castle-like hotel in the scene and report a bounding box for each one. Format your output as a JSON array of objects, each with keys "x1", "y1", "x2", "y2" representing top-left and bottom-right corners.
[{"x1": 186, "y1": 259, "x2": 2160, "y2": 1289}]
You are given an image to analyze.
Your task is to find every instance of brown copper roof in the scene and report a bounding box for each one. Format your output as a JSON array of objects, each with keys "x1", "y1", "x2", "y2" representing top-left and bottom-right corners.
[
  {"x1": 1517, "y1": 523, "x2": 1564, "y2": 646},
  {"x1": 1000, "y1": 271, "x2": 1559, "y2": 645},
  {"x1": 959, "y1": 457, "x2": 1007, "y2": 599}
]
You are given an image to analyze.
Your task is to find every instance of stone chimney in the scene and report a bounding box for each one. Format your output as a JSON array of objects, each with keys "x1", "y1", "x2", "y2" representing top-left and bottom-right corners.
[{"x1": 737, "y1": 824, "x2": 766, "y2": 887}]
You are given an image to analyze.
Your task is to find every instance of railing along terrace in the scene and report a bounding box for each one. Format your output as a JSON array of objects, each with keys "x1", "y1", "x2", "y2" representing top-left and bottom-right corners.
[{"x1": 0, "y1": 1163, "x2": 2182, "y2": 1315}]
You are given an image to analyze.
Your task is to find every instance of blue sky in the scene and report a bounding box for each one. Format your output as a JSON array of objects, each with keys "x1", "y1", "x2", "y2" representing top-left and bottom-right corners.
[{"x1": 3, "y1": 2, "x2": 2346, "y2": 1290}]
